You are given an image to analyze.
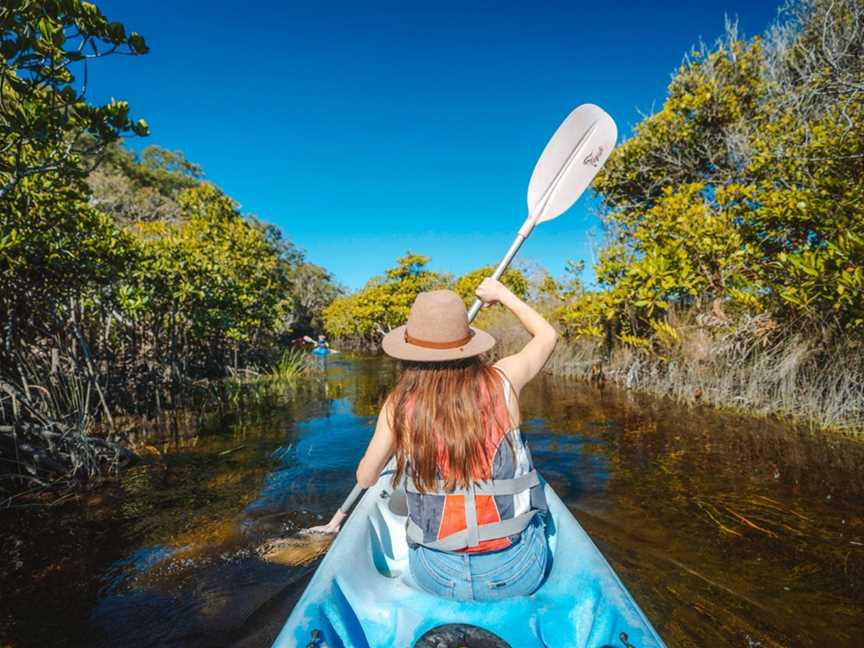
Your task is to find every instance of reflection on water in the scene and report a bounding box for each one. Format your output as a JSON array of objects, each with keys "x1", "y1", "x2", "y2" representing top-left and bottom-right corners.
[
  {"x1": 1, "y1": 355, "x2": 862, "y2": 647},
  {"x1": 520, "y1": 380, "x2": 864, "y2": 647},
  {"x1": 246, "y1": 398, "x2": 376, "y2": 526}
]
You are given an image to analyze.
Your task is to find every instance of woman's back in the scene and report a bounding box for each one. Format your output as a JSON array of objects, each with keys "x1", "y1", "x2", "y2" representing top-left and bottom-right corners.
[
  {"x1": 398, "y1": 365, "x2": 547, "y2": 554},
  {"x1": 345, "y1": 280, "x2": 558, "y2": 600}
]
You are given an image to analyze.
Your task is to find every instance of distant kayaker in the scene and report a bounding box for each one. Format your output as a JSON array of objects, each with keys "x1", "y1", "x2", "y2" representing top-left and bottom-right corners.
[
  {"x1": 303, "y1": 334, "x2": 338, "y2": 354},
  {"x1": 317, "y1": 279, "x2": 557, "y2": 600}
]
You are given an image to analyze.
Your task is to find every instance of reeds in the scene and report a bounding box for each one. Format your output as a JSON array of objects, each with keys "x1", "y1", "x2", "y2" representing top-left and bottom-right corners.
[
  {"x1": 225, "y1": 348, "x2": 315, "y2": 404},
  {"x1": 266, "y1": 348, "x2": 308, "y2": 382},
  {"x1": 484, "y1": 309, "x2": 864, "y2": 433},
  {"x1": 0, "y1": 349, "x2": 137, "y2": 508}
]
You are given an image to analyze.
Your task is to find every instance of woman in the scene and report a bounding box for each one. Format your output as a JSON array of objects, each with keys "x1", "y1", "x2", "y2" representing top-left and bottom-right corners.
[{"x1": 318, "y1": 278, "x2": 557, "y2": 600}]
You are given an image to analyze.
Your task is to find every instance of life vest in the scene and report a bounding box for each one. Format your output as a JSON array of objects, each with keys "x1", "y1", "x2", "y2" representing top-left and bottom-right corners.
[{"x1": 404, "y1": 370, "x2": 547, "y2": 553}]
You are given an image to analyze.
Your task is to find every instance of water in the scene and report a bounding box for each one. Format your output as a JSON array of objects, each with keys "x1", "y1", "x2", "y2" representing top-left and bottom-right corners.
[{"x1": 1, "y1": 355, "x2": 862, "y2": 647}]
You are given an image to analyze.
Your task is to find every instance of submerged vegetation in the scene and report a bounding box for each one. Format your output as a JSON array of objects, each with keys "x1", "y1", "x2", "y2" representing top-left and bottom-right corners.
[{"x1": 0, "y1": 2, "x2": 338, "y2": 503}]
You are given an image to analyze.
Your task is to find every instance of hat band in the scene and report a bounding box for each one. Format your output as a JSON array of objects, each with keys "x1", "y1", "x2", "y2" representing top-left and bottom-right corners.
[{"x1": 404, "y1": 329, "x2": 474, "y2": 349}]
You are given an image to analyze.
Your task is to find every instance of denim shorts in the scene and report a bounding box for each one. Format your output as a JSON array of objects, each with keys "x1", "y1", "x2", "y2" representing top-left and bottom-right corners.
[{"x1": 408, "y1": 514, "x2": 549, "y2": 601}]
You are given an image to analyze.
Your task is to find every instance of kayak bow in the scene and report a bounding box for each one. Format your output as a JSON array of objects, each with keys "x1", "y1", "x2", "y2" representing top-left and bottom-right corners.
[{"x1": 273, "y1": 465, "x2": 665, "y2": 647}]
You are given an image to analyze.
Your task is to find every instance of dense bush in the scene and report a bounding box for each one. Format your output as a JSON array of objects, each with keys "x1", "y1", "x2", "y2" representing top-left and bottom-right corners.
[
  {"x1": 0, "y1": 2, "x2": 339, "y2": 385},
  {"x1": 565, "y1": 0, "x2": 863, "y2": 344},
  {"x1": 323, "y1": 254, "x2": 530, "y2": 346},
  {"x1": 0, "y1": 1, "x2": 340, "y2": 497}
]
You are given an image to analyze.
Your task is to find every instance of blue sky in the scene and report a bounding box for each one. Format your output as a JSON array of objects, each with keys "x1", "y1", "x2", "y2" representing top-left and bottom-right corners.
[{"x1": 92, "y1": 1, "x2": 780, "y2": 290}]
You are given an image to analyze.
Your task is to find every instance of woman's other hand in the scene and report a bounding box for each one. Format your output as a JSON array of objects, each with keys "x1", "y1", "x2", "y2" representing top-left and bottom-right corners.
[{"x1": 301, "y1": 510, "x2": 347, "y2": 535}]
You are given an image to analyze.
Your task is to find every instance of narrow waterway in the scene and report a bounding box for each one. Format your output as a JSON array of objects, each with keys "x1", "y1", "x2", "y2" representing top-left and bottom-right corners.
[{"x1": 1, "y1": 355, "x2": 862, "y2": 647}]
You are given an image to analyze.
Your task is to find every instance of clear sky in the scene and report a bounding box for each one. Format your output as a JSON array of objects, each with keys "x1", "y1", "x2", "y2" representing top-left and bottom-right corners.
[{"x1": 92, "y1": 0, "x2": 780, "y2": 290}]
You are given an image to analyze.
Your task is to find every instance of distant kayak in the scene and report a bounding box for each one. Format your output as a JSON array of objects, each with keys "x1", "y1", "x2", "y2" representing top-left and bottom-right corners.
[
  {"x1": 273, "y1": 463, "x2": 665, "y2": 648},
  {"x1": 311, "y1": 346, "x2": 330, "y2": 356}
]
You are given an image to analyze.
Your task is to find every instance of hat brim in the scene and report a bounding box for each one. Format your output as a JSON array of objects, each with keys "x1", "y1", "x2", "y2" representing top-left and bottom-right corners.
[{"x1": 381, "y1": 325, "x2": 496, "y2": 362}]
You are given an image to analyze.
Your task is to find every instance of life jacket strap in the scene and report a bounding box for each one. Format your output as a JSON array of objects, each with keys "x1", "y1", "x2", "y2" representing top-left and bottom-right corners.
[
  {"x1": 406, "y1": 509, "x2": 539, "y2": 552},
  {"x1": 464, "y1": 482, "x2": 480, "y2": 547},
  {"x1": 404, "y1": 469, "x2": 540, "y2": 496}
]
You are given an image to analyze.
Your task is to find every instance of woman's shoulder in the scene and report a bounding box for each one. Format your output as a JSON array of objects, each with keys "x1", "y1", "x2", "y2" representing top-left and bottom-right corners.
[
  {"x1": 488, "y1": 365, "x2": 514, "y2": 396},
  {"x1": 487, "y1": 364, "x2": 520, "y2": 427}
]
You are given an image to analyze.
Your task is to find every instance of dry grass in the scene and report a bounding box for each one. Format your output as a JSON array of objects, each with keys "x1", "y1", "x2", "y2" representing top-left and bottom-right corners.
[{"x1": 482, "y1": 308, "x2": 864, "y2": 434}]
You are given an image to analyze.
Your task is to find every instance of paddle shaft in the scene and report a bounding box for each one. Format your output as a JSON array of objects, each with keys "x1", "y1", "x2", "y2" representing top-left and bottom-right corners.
[
  {"x1": 338, "y1": 483, "x2": 364, "y2": 514},
  {"x1": 466, "y1": 227, "x2": 532, "y2": 322}
]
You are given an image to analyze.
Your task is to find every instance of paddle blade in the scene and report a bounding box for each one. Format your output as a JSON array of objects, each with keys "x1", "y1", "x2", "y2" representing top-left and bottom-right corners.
[{"x1": 526, "y1": 104, "x2": 617, "y2": 225}]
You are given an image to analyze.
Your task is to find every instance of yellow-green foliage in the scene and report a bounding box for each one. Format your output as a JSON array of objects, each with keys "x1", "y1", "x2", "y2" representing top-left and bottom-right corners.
[
  {"x1": 323, "y1": 256, "x2": 531, "y2": 344},
  {"x1": 741, "y1": 102, "x2": 864, "y2": 323},
  {"x1": 323, "y1": 254, "x2": 449, "y2": 341},
  {"x1": 649, "y1": 318, "x2": 680, "y2": 348},
  {"x1": 127, "y1": 183, "x2": 287, "y2": 345},
  {"x1": 558, "y1": 292, "x2": 614, "y2": 339},
  {"x1": 595, "y1": 183, "x2": 754, "y2": 317},
  {"x1": 453, "y1": 266, "x2": 528, "y2": 304},
  {"x1": 1, "y1": 169, "x2": 135, "y2": 320},
  {"x1": 565, "y1": 0, "x2": 864, "y2": 341}
]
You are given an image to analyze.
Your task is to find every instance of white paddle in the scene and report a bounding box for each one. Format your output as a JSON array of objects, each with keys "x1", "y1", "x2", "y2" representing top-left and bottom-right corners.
[
  {"x1": 304, "y1": 104, "x2": 618, "y2": 535},
  {"x1": 467, "y1": 103, "x2": 618, "y2": 320}
]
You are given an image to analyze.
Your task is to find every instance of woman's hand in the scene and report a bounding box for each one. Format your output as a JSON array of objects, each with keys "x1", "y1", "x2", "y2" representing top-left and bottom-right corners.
[
  {"x1": 301, "y1": 510, "x2": 347, "y2": 535},
  {"x1": 475, "y1": 277, "x2": 512, "y2": 307}
]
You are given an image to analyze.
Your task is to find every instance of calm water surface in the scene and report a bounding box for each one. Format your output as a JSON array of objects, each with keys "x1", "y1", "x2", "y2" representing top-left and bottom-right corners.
[{"x1": 1, "y1": 355, "x2": 862, "y2": 647}]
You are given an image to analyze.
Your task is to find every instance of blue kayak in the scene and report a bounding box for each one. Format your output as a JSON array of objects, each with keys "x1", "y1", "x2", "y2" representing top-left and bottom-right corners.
[
  {"x1": 311, "y1": 346, "x2": 330, "y2": 356},
  {"x1": 273, "y1": 465, "x2": 665, "y2": 647}
]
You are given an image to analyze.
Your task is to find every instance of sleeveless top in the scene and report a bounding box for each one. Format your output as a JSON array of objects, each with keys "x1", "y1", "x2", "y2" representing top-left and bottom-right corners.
[{"x1": 404, "y1": 370, "x2": 547, "y2": 553}]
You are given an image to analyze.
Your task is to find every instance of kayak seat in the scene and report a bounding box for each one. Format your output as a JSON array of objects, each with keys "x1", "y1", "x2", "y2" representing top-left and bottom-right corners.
[{"x1": 367, "y1": 487, "x2": 410, "y2": 579}]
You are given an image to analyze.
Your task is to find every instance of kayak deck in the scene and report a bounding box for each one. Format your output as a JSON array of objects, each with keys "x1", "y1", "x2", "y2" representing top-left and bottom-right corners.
[{"x1": 274, "y1": 468, "x2": 665, "y2": 647}]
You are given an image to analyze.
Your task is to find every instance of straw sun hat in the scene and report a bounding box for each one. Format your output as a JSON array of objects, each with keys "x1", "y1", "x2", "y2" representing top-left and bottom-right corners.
[{"x1": 381, "y1": 290, "x2": 496, "y2": 362}]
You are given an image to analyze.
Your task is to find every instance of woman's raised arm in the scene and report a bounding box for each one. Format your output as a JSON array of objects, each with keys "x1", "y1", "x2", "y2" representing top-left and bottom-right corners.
[{"x1": 475, "y1": 278, "x2": 558, "y2": 395}]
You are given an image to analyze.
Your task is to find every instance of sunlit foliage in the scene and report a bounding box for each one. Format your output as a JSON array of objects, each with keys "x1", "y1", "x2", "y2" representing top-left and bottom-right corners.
[
  {"x1": 124, "y1": 183, "x2": 291, "y2": 373},
  {"x1": 0, "y1": 0, "x2": 149, "y2": 199},
  {"x1": 323, "y1": 254, "x2": 536, "y2": 347},
  {"x1": 453, "y1": 265, "x2": 529, "y2": 304},
  {"x1": 565, "y1": 0, "x2": 864, "y2": 342},
  {"x1": 323, "y1": 254, "x2": 449, "y2": 342}
]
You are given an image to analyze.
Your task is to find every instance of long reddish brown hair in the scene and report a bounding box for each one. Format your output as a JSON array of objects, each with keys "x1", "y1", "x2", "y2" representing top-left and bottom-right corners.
[{"x1": 390, "y1": 357, "x2": 514, "y2": 493}]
